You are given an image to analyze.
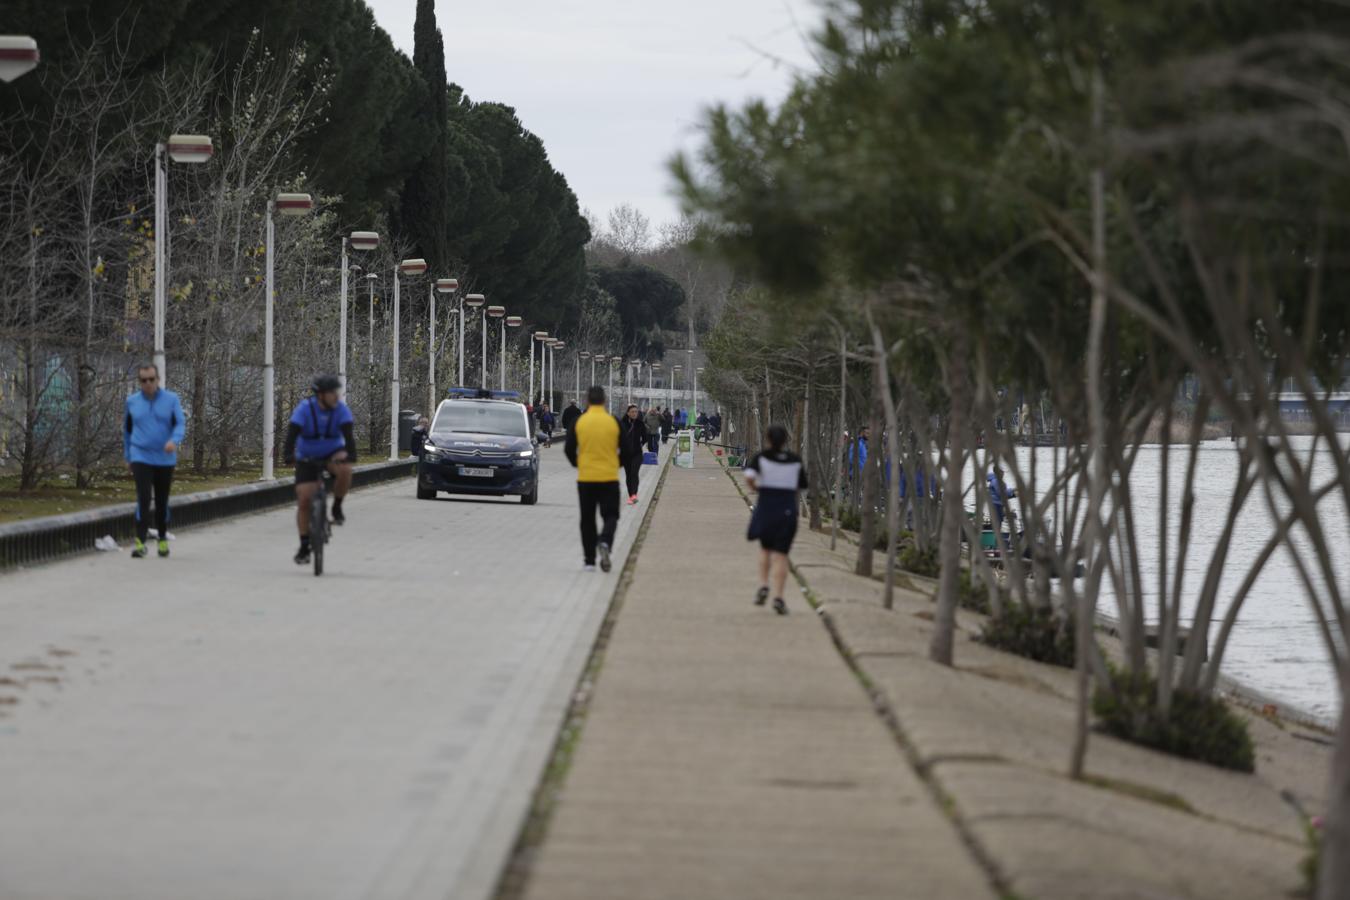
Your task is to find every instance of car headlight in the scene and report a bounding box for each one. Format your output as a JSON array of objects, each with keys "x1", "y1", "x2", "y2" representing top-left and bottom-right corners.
[{"x1": 517, "y1": 450, "x2": 533, "y2": 458}]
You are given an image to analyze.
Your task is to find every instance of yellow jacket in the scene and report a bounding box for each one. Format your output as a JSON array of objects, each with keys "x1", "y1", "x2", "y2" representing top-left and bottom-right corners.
[{"x1": 565, "y1": 406, "x2": 621, "y2": 482}]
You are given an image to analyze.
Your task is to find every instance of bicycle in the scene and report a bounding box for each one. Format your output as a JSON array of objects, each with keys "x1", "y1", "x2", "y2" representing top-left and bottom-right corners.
[{"x1": 307, "y1": 464, "x2": 334, "y2": 577}]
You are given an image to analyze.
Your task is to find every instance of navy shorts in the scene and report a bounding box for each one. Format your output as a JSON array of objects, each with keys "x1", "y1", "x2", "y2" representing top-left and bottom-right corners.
[{"x1": 748, "y1": 499, "x2": 798, "y2": 554}]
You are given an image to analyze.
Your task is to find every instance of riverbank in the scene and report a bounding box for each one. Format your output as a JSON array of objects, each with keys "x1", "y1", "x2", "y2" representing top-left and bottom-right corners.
[{"x1": 742, "y1": 463, "x2": 1330, "y2": 897}]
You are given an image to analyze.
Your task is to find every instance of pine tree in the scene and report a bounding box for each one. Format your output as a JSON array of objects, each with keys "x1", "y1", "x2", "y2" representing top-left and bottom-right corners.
[{"x1": 400, "y1": 0, "x2": 450, "y2": 275}]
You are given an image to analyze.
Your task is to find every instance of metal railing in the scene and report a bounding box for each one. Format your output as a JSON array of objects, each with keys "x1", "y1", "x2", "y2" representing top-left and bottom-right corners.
[{"x1": 0, "y1": 459, "x2": 415, "y2": 571}]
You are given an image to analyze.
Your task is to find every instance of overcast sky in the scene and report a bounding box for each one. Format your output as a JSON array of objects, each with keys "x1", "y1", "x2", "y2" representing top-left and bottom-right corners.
[{"x1": 364, "y1": 0, "x2": 823, "y2": 234}]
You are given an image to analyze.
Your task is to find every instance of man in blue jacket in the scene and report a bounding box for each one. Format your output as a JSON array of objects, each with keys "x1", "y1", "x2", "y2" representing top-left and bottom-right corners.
[{"x1": 124, "y1": 363, "x2": 186, "y2": 559}]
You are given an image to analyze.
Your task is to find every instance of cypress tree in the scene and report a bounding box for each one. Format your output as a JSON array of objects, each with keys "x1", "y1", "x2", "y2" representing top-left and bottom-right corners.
[{"x1": 400, "y1": 0, "x2": 450, "y2": 275}]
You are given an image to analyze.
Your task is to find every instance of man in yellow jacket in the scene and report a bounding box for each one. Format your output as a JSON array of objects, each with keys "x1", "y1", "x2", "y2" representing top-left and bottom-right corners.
[{"x1": 565, "y1": 385, "x2": 624, "y2": 572}]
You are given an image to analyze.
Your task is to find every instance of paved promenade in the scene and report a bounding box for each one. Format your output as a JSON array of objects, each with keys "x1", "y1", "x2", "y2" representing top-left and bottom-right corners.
[
  {"x1": 0, "y1": 446, "x2": 662, "y2": 900},
  {"x1": 518, "y1": 447, "x2": 993, "y2": 900}
]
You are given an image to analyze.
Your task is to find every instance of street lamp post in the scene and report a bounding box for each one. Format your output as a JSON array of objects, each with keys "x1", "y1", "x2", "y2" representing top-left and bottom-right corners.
[
  {"x1": 550, "y1": 340, "x2": 564, "y2": 407},
  {"x1": 392, "y1": 258, "x2": 427, "y2": 460},
  {"x1": 673, "y1": 365, "x2": 683, "y2": 416},
  {"x1": 531, "y1": 332, "x2": 548, "y2": 404},
  {"x1": 261, "y1": 192, "x2": 313, "y2": 480},
  {"x1": 580, "y1": 350, "x2": 591, "y2": 395},
  {"x1": 154, "y1": 134, "x2": 213, "y2": 388},
  {"x1": 0, "y1": 36, "x2": 40, "y2": 82},
  {"x1": 593, "y1": 354, "x2": 604, "y2": 395},
  {"x1": 487, "y1": 306, "x2": 506, "y2": 390},
  {"x1": 464, "y1": 294, "x2": 486, "y2": 386},
  {"x1": 365, "y1": 273, "x2": 379, "y2": 367},
  {"x1": 341, "y1": 231, "x2": 379, "y2": 395},
  {"x1": 652, "y1": 362, "x2": 663, "y2": 409},
  {"x1": 505, "y1": 316, "x2": 522, "y2": 391},
  {"x1": 608, "y1": 356, "x2": 615, "y2": 406},
  {"x1": 432, "y1": 278, "x2": 458, "y2": 410}
]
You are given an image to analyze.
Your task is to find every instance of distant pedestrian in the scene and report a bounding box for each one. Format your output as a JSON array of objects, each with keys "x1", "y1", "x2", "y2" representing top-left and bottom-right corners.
[
  {"x1": 565, "y1": 386, "x2": 622, "y2": 572},
  {"x1": 644, "y1": 407, "x2": 662, "y2": 453},
  {"x1": 561, "y1": 400, "x2": 581, "y2": 434},
  {"x1": 123, "y1": 362, "x2": 186, "y2": 559},
  {"x1": 620, "y1": 404, "x2": 649, "y2": 505},
  {"x1": 987, "y1": 465, "x2": 1016, "y2": 531},
  {"x1": 744, "y1": 424, "x2": 807, "y2": 615},
  {"x1": 539, "y1": 404, "x2": 555, "y2": 446},
  {"x1": 410, "y1": 415, "x2": 430, "y2": 457},
  {"x1": 661, "y1": 408, "x2": 674, "y2": 444}
]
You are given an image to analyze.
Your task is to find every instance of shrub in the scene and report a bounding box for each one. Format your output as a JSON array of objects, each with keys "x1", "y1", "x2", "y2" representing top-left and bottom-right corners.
[
  {"x1": 978, "y1": 602, "x2": 1073, "y2": 666},
  {"x1": 1092, "y1": 670, "x2": 1256, "y2": 772},
  {"x1": 958, "y1": 569, "x2": 991, "y2": 614},
  {"x1": 899, "y1": 542, "x2": 938, "y2": 577}
]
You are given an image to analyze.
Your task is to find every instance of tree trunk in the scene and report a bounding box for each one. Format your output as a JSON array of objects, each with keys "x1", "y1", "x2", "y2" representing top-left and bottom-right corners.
[
  {"x1": 867, "y1": 307, "x2": 901, "y2": 610},
  {"x1": 1318, "y1": 667, "x2": 1350, "y2": 900},
  {"x1": 930, "y1": 333, "x2": 969, "y2": 665}
]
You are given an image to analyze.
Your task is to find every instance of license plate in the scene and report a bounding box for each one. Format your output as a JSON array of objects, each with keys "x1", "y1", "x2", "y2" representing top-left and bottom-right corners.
[{"x1": 458, "y1": 466, "x2": 494, "y2": 478}]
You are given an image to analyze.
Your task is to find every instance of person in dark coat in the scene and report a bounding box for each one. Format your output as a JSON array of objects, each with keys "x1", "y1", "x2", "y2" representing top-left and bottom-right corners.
[
  {"x1": 619, "y1": 404, "x2": 649, "y2": 505},
  {"x1": 560, "y1": 400, "x2": 581, "y2": 434},
  {"x1": 409, "y1": 416, "x2": 430, "y2": 457},
  {"x1": 661, "y1": 408, "x2": 674, "y2": 444}
]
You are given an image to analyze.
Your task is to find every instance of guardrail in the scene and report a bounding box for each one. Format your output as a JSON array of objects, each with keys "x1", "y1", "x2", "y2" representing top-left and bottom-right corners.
[{"x1": 0, "y1": 458, "x2": 416, "y2": 571}]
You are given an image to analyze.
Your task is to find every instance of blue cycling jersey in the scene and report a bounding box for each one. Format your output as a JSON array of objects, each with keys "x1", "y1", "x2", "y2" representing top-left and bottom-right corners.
[{"x1": 289, "y1": 398, "x2": 353, "y2": 459}]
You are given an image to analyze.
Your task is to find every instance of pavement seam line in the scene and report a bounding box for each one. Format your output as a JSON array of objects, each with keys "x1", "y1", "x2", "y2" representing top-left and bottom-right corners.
[
  {"x1": 490, "y1": 452, "x2": 674, "y2": 900},
  {"x1": 710, "y1": 452, "x2": 1017, "y2": 899}
]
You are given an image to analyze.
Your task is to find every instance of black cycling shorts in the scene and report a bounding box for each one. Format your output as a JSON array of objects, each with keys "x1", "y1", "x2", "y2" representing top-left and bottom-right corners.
[{"x1": 294, "y1": 453, "x2": 348, "y2": 484}]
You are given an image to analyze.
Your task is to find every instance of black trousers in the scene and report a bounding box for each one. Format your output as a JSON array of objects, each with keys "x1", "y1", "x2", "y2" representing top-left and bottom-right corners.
[
  {"x1": 647, "y1": 433, "x2": 659, "y2": 453},
  {"x1": 131, "y1": 462, "x2": 174, "y2": 542},
  {"x1": 623, "y1": 455, "x2": 643, "y2": 497},
  {"x1": 577, "y1": 481, "x2": 620, "y2": 564}
]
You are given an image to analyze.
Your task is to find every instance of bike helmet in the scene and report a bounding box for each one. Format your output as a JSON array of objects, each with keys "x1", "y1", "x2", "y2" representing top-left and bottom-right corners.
[{"x1": 311, "y1": 373, "x2": 341, "y2": 393}]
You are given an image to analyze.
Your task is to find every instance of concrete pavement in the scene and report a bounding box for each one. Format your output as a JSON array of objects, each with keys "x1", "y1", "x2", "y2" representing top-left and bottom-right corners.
[
  {"x1": 0, "y1": 444, "x2": 663, "y2": 900},
  {"x1": 516, "y1": 446, "x2": 995, "y2": 900}
]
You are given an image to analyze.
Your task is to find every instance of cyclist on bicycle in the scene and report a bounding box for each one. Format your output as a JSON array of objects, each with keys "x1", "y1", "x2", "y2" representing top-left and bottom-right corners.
[{"x1": 283, "y1": 374, "x2": 356, "y2": 565}]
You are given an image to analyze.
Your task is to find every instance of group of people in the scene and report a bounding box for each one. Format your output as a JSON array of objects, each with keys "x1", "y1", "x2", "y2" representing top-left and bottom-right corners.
[
  {"x1": 125, "y1": 367, "x2": 807, "y2": 616},
  {"x1": 564, "y1": 387, "x2": 650, "y2": 571}
]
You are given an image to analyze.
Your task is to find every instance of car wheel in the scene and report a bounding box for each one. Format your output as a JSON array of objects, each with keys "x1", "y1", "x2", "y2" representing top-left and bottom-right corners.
[
  {"x1": 416, "y1": 484, "x2": 436, "y2": 500},
  {"x1": 520, "y1": 484, "x2": 538, "y2": 505}
]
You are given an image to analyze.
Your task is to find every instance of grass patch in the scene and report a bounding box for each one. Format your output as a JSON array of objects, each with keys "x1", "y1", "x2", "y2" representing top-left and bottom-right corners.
[
  {"x1": 1094, "y1": 669, "x2": 1256, "y2": 773},
  {"x1": 1080, "y1": 773, "x2": 1196, "y2": 815},
  {"x1": 0, "y1": 466, "x2": 263, "y2": 524}
]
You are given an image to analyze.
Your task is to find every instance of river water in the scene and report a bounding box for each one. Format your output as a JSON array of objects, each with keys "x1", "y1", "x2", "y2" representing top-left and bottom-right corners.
[{"x1": 1002, "y1": 437, "x2": 1345, "y2": 724}]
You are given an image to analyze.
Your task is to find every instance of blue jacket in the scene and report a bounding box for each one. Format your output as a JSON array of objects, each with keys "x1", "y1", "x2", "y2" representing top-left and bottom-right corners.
[
  {"x1": 848, "y1": 437, "x2": 869, "y2": 476},
  {"x1": 987, "y1": 472, "x2": 1015, "y2": 508},
  {"x1": 124, "y1": 389, "x2": 186, "y2": 466}
]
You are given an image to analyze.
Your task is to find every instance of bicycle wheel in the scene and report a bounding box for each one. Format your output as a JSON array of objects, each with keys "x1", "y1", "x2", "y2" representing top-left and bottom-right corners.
[{"x1": 311, "y1": 486, "x2": 327, "y2": 576}]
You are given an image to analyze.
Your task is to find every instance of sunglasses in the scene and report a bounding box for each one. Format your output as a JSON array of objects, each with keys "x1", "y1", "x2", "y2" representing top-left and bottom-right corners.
[{"x1": 139, "y1": 376, "x2": 157, "y2": 383}]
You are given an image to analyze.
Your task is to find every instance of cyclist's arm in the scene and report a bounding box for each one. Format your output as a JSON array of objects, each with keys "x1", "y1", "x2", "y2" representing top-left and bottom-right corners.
[
  {"x1": 123, "y1": 400, "x2": 133, "y2": 462},
  {"x1": 340, "y1": 422, "x2": 357, "y2": 463},
  {"x1": 283, "y1": 422, "x2": 301, "y2": 464}
]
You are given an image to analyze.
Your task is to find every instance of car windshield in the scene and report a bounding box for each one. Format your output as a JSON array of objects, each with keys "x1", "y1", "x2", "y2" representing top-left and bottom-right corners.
[{"x1": 432, "y1": 403, "x2": 528, "y2": 438}]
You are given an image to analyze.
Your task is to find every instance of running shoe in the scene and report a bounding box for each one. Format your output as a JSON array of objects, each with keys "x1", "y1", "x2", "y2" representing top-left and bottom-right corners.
[
  {"x1": 157, "y1": 539, "x2": 170, "y2": 558},
  {"x1": 131, "y1": 539, "x2": 148, "y2": 559},
  {"x1": 598, "y1": 542, "x2": 612, "y2": 573},
  {"x1": 755, "y1": 586, "x2": 769, "y2": 606},
  {"x1": 583, "y1": 563, "x2": 597, "y2": 572},
  {"x1": 332, "y1": 502, "x2": 345, "y2": 525},
  {"x1": 294, "y1": 545, "x2": 311, "y2": 566},
  {"x1": 626, "y1": 495, "x2": 636, "y2": 506},
  {"x1": 773, "y1": 598, "x2": 788, "y2": 615}
]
